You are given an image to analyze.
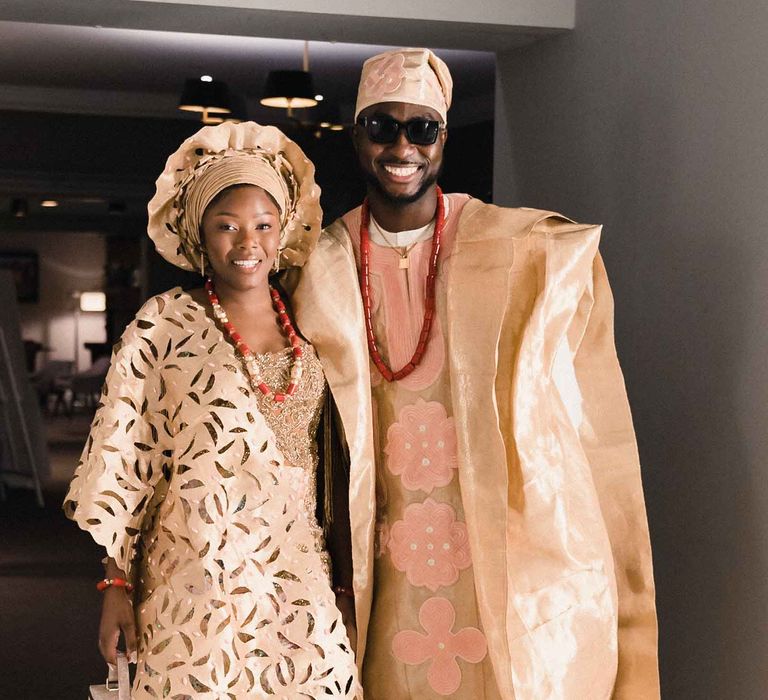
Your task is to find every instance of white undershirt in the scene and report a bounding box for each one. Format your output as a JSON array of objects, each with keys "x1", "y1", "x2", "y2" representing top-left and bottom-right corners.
[{"x1": 368, "y1": 194, "x2": 451, "y2": 247}]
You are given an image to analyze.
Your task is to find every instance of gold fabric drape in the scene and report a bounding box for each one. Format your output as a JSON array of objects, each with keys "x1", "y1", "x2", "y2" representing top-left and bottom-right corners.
[{"x1": 286, "y1": 200, "x2": 659, "y2": 698}]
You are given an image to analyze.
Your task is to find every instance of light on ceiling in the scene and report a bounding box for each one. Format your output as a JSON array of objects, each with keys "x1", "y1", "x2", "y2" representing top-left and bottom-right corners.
[
  {"x1": 178, "y1": 76, "x2": 232, "y2": 124},
  {"x1": 41, "y1": 199, "x2": 59, "y2": 208},
  {"x1": 315, "y1": 94, "x2": 324, "y2": 101},
  {"x1": 261, "y1": 41, "x2": 318, "y2": 115}
]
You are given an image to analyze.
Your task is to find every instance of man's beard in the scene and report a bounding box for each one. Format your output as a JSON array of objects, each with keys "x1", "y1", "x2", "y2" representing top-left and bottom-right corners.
[{"x1": 363, "y1": 165, "x2": 442, "y2": 207}]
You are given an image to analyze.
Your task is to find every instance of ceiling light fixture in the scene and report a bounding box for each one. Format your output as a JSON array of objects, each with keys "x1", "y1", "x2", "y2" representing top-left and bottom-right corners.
[
  {"x1": 41, "y1": 199, "x2": 59, "y2": 208},
  {"x1": 260, "y1": 41, "x2": 318, "y2": 117},
  {"x1": 178, "y1": 76, "x2": 232, "y2": 124}
]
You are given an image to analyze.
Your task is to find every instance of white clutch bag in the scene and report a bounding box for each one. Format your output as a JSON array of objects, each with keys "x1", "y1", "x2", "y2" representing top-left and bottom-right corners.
[{"x1": 88, "y1": 651, "x2": 131, "y2": 700}]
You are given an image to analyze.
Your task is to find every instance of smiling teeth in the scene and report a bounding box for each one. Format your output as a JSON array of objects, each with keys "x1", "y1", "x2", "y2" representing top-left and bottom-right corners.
[
  {"x1": 384, "y1": 164, "x2": 419, "y2": 177},
  {"x1": 233, "y1": 259, "x2": 261, "y2": 267}
]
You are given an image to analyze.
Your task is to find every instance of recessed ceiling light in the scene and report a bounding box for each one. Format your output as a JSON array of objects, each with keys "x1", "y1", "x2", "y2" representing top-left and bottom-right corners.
[
  {"x1": 314, "y1": 94, "x2": 324, "y2": 101},
  {"x1": 200, "y1": 75, "x2": 213, "y2": 82},
  {"x1": 41, "y1": 199, "x2": 59, "y2": 208},
  {"x1": 330, "y1": 124, "x2": 344, "y2": 131},
  {"x1": 319, "y1": 121, "x2": 331, "y2": 128}
]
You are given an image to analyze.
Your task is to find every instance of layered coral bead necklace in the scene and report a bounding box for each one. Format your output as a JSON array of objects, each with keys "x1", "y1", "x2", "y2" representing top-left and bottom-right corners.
[
  {"x1": 359, "y1": 186, "x2": 444, "y2": 382},
  {"x1": 205, "y1": 277, "x2": 303, "y2": 403}
]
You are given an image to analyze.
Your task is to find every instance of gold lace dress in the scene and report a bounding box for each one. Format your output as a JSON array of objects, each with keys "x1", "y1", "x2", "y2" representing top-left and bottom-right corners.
[{"x1": 64, "y1": 288, "x2": 360, "y2": 699}]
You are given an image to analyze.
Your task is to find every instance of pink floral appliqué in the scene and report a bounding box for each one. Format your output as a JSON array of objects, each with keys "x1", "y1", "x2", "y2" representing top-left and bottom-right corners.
[
  {"x1": 385, "y1": 399, "x2": 458, "y2": 493},
  {"x1": 389, "y1": 498, "x2": 471, "y2": 591},
  {"x1": 362, "y1": 52, "x2": 407, "y2": 100},
  {"x1": 392, "y1": 597, "x2": 487, "y2": 696}
]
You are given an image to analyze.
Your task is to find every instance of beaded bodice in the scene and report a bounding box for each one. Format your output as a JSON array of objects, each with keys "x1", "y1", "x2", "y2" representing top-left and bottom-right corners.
[{"x1": 252, "y1": 343, "x2": 325, "y2": 473}]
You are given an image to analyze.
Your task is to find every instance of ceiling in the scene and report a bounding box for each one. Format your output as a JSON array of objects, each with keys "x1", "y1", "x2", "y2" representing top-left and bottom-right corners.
[
  {"x1": 0, "y1": 3, "x2": 516, "y2": 229},
  {"x1": 0, "y1": 21, "x2": 496, "y2": 126}
]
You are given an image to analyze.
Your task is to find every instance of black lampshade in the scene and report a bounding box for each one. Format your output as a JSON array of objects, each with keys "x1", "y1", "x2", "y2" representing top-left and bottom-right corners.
[
  {"x1": 11, "y1": 198, "x2": 27, "y2": 218},
  {"x1": 260, "y1": 70, "x2": 317, "y2": 109},
  {"x1": 225, "y1": 93, "x2": 248, "y2": 122},
  {"x1": 178, "y1": 78, "x2": 232, "y2": 114}
]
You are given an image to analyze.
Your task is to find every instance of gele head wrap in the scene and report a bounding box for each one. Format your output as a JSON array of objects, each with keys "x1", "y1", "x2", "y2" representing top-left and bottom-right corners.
[
  {"x1": 354, "y1": 48, "x2": 453, "y2": 123},
  {"x1": 147, "y1": 121, "x2": 322, "y2": 272}
]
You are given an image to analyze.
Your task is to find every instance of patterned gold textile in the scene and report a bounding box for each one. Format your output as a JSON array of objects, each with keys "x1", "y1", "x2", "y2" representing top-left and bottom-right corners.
[
  {"x1": 340, "y1": 195, "x2": 501, "y2": 698},
  {"x1": 64, "y1": 289, "x2": 360, "y2": 700},
  {"x1": 285, "y1": 198, "x2": 660, "y2": 699}
]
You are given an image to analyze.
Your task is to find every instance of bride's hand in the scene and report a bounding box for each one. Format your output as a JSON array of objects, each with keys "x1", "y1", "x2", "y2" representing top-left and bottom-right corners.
[{"x1": 99, "y1": 586, "x2": 137, "y2": 665}]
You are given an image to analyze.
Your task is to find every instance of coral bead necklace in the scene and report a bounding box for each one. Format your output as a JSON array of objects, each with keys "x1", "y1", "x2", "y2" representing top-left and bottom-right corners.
[
  {"x1": 205, "y1": 277, "x2": 303, "y2": 403},
  {"x1": 359, "y1": 186, "x2": 444, "y2": 382}
]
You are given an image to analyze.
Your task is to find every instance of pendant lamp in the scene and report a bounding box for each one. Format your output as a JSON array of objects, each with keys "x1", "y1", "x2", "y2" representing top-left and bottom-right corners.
[
  {"x1": 260, "y1": 41, "x2": 318, "y2": 116},
  {"x1": 178, "y1": 76, "x2": 232, "y2": 124}
]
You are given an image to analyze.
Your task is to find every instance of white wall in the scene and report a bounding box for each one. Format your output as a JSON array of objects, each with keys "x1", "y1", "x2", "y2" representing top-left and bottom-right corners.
[
  {"x1": 139, "y1": 0, "x2": 575, "y2": 28},
  {"x1": 1, "y1": 232, "x2": 106, "y2": 372},
  {"x1": 494, "y1": 1, "x2": 768, "y2": 697}
]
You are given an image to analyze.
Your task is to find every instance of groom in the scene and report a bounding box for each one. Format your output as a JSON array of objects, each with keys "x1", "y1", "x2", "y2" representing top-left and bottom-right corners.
[{"x1": 289, "y1": 47, "x2": 659, "y2": 699}]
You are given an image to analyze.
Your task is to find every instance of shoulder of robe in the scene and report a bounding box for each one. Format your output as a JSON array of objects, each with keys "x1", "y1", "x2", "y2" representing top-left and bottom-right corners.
[
  {"x1": 318, "y1": 219, "x2": 354, "y2": 253},
  {"x1": 457, "y1": 198, "x2": 601, "y2": 245}
]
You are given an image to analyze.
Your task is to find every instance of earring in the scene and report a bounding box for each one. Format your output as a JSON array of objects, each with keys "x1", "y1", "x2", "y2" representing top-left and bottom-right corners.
[
  {"x1": 273, "y1": 247, "x2": 283, "y2": 272},
  {"x1": 200, "y1": 250, "x2": 205, "y2": 277}
]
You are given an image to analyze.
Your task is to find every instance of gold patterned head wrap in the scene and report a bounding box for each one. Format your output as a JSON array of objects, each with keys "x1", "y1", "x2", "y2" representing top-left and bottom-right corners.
[
  {"x1": 148, "y1": 121, "x2": 322, "y2": 272},
  {"x1": 354, "y1": 47, "x2": 453, "y2": 123}
]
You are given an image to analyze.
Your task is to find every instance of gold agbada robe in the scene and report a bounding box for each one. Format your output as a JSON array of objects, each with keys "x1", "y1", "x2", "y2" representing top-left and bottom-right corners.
[{"x1": 285, "y1": 199, "x2": 660, "y2": 699}]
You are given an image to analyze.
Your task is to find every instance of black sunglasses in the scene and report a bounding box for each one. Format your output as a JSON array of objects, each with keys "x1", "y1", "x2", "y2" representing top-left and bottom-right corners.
[{"x1": 357, "y1": 116, "x2": 444, "y2": 145}]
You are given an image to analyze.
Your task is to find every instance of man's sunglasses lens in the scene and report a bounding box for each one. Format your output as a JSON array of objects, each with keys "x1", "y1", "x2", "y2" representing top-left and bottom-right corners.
[{"x1": 364, "y1": 117, "x2": 440, "y2": 145}]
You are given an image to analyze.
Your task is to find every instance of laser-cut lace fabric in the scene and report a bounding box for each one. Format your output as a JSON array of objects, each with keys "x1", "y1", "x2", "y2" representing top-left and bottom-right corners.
[{"x1": 64, "y1": 288, "x2": 360, "y2": 699}]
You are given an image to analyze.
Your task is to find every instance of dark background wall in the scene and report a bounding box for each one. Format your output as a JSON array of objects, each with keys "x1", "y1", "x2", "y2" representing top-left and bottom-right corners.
[
  {"x1": 0, "y1": 110, "x2": 492, "y2": 316},
  {"x1": 494, "y1": 1, "x2": 768, "y2": 697}
]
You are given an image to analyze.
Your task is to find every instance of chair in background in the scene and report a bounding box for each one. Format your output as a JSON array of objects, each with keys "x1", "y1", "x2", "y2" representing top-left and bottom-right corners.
[
  {"x1": 30, "y1": 360, "x2": 74, "y2": 415},
  {"x1": 70, "y1": 356, "x2": 111, "y2": 412}
]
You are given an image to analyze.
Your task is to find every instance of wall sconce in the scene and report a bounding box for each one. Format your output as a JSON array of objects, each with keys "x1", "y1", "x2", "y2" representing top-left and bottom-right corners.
[
  {"x1": 178, "y1": 75, "x2": 232, "y2": 124},
  {"x1": 261, "y1": 41, "x2": 318, "y2": 116}
]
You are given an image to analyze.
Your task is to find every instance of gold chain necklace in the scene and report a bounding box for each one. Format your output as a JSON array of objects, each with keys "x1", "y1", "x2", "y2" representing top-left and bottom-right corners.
[{"x1": 370, "y1": 220, "x2": 426, "y2": 270}]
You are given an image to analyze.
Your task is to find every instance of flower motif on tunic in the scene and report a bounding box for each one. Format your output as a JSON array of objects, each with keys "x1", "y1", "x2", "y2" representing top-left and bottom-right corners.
[
  {"x1": 362, "y1": 52, "x2": 407, "y2": 100},
  {"x1": 389, "y1": 498, "x2": 471, "y2": 591},
  {"x1": 391, "y1": 596, "x2": 487, "y2": 696},
  {"x1": 385, "y1": 399, "x2": 457, "y2": 492}
]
